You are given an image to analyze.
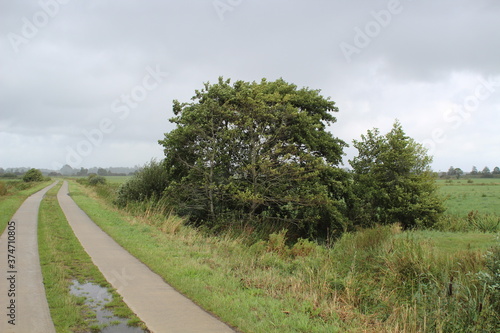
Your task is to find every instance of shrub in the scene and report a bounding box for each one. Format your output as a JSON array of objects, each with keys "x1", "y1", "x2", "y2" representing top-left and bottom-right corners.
[
  {"x1": 115, "y1": 160, "x2": 169, "y2": 207},
  {"x1": 88, "y1": 174, "x2": 106, "y2": 186},
  {"x1": 22, "y1": 168, "x2": 44, "y2": 182}
]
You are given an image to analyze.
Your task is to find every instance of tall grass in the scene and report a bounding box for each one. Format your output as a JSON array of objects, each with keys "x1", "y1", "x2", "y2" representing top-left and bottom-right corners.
[
  {"x1": 70, "y1": 180, "x2": 500, "y2": 332},
  {"x1": 435, "y1": 212, "x2": 500, "y2": 233}
]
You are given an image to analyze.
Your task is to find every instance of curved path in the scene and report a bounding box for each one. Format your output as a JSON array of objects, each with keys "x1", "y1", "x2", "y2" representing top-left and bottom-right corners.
[
  {"x1": 57, "y1": 181, "x2": 235, "y2": 333},
  {"x1": 0, "y1": 181, "x2": 58, "y2": 333}
]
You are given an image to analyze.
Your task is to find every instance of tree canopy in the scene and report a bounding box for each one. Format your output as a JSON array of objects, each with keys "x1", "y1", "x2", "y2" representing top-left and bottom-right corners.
[
  {"x1": 158, "y1": 77, "x2": 349, "y2": 238},
  {"x1": 349, "y1": 121, "x2": 444, "y2": 229},
  {"x1": 115, "y1": 78, "x2": 449, "y2": 239}
]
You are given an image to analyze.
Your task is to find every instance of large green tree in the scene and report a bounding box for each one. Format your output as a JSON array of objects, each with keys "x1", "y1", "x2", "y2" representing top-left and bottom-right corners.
[
  {"x1": 349, "y1": 121, "x2": 444, "y2": 229},
  {"x1": 159, "y1": 77, "x2": 349, "y2": 238}
]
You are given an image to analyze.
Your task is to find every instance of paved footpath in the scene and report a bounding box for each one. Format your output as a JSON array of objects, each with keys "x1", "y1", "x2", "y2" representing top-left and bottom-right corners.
[
  {"x1": 57, "y1": 181, "x2": 236, "y2": 333},
  {"x1": 0, "y1": 181, "x2": 58, "y2": 333}
]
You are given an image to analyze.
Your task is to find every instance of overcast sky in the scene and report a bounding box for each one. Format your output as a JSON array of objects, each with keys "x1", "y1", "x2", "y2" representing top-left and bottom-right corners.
[{"x1": 1, "y1": 0, "x2": 499, "y2": 172}]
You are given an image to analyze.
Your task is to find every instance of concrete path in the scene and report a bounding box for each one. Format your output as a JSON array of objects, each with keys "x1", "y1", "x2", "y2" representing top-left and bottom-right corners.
[
  {"x1": 57, "y1": 181, "x2": 236, "y2": 333},
  {"x1": 0, "y1": 181, "x2": 58, "y2": 333}
]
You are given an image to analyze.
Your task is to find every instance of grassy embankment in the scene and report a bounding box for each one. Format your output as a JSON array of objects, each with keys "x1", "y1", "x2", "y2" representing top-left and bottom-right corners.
[
  {"x1": 0, "y1": 179, "x2": 52, "y2": 233},
  {"x1": 68, "y1": 178, "x2": 500, "y2": 332},
  {"x1": 37, "y1": 182, "x2": 146, "y2": 332}
]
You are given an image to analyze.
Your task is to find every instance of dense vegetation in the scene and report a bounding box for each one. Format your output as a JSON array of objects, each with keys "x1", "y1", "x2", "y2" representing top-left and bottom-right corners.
[
  {"x1": 103, "y1": 78, "x2": 498, "y2": 331},
  {"x1": 349, "y1": 122, "x2": 444, "y2": 229},
  {"x1": 75, "y1": 179, "x2": 500, "y2": 332},
  {"x1": 117, "y1": 77, "x2": 444, "y2": 240},
  {"x1": 22, "y1": 168, "x2": 44, "y2": 182}
]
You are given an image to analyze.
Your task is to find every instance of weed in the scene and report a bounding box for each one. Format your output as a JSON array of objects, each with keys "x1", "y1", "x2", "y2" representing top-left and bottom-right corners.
[
  {"x1": 291, "y1": 238, "x2": 318, "y2": 257},
  {"x1": 478, "y1": 239, "x2": 500, "y2": 315},
  {"x1": 266, "y1": 230, "x2": 289, "y2": 256}
]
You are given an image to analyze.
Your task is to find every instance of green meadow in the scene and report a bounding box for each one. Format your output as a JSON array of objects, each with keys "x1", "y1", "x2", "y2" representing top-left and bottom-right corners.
[{"x1": 437, "y1": 178, "x2": 500, "y2": 216}]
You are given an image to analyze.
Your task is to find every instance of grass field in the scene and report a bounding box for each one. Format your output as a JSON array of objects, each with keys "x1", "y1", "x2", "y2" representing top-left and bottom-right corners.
[{"x1": 436, "y1": 178, "x2": 500, "y2": 216}]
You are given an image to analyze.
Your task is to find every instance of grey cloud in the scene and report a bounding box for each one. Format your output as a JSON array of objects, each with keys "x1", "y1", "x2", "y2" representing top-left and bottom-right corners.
[{"x1": 1, "y1": 0, "x2": 499, "y2": 171}]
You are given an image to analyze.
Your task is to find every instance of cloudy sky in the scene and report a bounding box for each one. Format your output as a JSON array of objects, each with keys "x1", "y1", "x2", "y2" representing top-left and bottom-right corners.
[{"x1": 1, "y1": 0, "x2": 499, "y2": 172}]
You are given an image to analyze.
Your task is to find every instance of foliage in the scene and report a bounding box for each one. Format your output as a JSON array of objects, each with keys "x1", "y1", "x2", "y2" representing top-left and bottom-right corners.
[
  {"x1": 158, "y1": 77, "x2": 349, "y2": 238},
  {"x1": 478, "y1": 239, "x2": 500, "y2": 315},
  {"x1": 69, "y1": 182, "x2": 500, "y2": 333},
  {"x1": 349, "y1": 121, "x2": 445, "y2": 229},
  {"x1": 87, "y1": 174, "x2": 107, "y2": 186},
  {"x1": 22, "y1": 168, "x2": 44, "y2": 182},
  {"x1": 0, "y1": 172, "x2": 18, "y2": 178},
  {"x1": 0, "y1": 182, "x2": 7, "y2": 196},
  {"x1": 115, "y1": 160, "x2": 169, "y2": 207}
]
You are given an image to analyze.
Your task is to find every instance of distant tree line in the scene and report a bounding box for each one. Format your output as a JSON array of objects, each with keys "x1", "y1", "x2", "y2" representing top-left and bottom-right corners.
[
  {"x1": 443, "y1": 166, "x2": 500, "y2": 179},
  {"x1": 0, "y1": 166, "x2": 138, "y2": 178},
  {"x1": 116, "y1": 78, "x2": 445, "y2": 240},
  {"x1": 47, "y1": 165, "x2": 138, "y2": 177}
]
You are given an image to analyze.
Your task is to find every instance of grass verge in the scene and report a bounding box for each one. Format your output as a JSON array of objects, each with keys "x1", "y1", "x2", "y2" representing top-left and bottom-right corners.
[
  {"x1": 69, "y1": 180, "x2": 500, "y2": 332},
  {"x1": 68, "y1": 181, "x2": 345, "y2": 332},
  {"x1": 38, "y1": 182, "x2": 146, "y2": 332},
  {"x1": 0, "y1": 179, "x2": 52, "y2": 234}
]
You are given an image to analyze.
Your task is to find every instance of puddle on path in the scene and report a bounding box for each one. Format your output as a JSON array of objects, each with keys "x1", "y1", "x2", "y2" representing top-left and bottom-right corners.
[{"x1": 70, "y1": 280, "x2": 147, "y2": 333}]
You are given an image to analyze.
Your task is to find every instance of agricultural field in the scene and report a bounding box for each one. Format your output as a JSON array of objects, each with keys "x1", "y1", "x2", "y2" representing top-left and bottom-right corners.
[
  {"x1": 103, "y1": 175, "x2": 133, "y2": 184},
  {"x1": 437, "y1": 178, "x2": 500, "y2": 216}
]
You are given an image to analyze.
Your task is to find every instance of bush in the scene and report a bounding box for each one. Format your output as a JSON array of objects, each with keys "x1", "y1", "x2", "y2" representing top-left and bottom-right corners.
[
  {"x1": 22, "y1": 168, "x2": 44, "y2": 182},
  {"x1": 115, "y1": 160, "x2": 169, "y2": 207},
  {"x1": 88, "y1": 174, "x2": 106, "y2": 186}
]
